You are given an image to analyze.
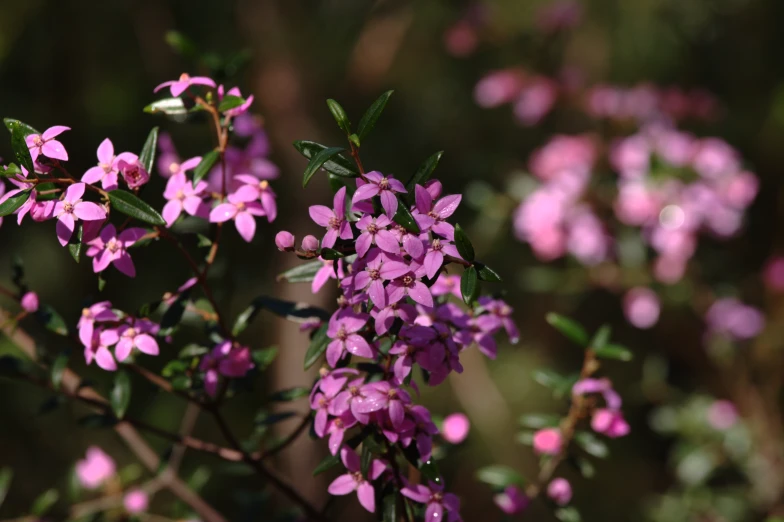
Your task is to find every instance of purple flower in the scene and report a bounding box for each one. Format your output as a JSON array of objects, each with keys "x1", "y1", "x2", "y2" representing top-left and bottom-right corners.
[
  {"x1": 387, "y1": 269, "x2": 434, "y2": 308},
  {"x1": 351, "y1": 171, "x2": 407, "y2": 218},
  {"x1": 86, "y1": 224, "x2": 146, "y2": 277},
  {"x1": 20, "y1": 292, "x2": 39, "y2": 313},
  {"x1": 200, "y1": 341, "x2": 254, "y2": 396},
  {"x1": 53, "y1": 183, "x2": 107, "y2": 246},
  {"x1": 117, "y1": 158, "x2": 150, "y2": 189},
  {"x1": 218, "y1": 85, "x2": 255, "y2": 117},
  {"x1": 401, "y1": 481, "x2": 461, "y2": 522},
  {"x1": 325, "y1": 411, "x2": 358, "y2": 455},
  {"x1": 354, "y1": 381, "x2": 412, "y2": 429},
  {"x1": 494, "y1": 485, "x2": 529, "y2": 515},
  {"x1": 114, "y1": 319, "x2": 160, "y2": 362},
  {"x1": 350, "y1": 250, "x2": 393, "y2": 307},
  {"x1": 82, "y1": 139, "x2": 138, "y2": 191},
  {"x1": 309, "y1": 186, "x2": 352, "y2": 248},
  {"x1": 327, "y1": 447, "x2": 386, "y2": 513},
  {"x1": 84, "y1": 329, "x2": 120, "y2": 372},
  {"x1": 311, "y1": 371, "x2": 349, "y2": 437},
  {"x1": 234, "y1": 174, "x2": 277, "y2": 222},
  {"x1": 547, "y1": 478, "x2": 572, "y2": 506},
  {"x1": 413, "y1": 184, "x2": 462, "y2": 240},
  {"x1": 313, "y1": 257, "x2": 344, "y2": 294},
  {"x1": 26, "y1": 126, "x2": 70, "y2": 163},
  {"x1": 423, "y1": 238, "x2": 461, "y2": 280},
  {"x1": 591, "y1": 408, "x2": 630, "y2": 438},
  {"x1": 154, "y1": 73, "x2": 216, "y2": 97},
  {"x1": 623, "y1": 287, "x2": 660, "y2": 329},
  {"x1": 163, "y1": 173, "x2": 209, "y2": 227},
  {"x1": 209, "y1": 190, "x2": 266, "y2": 242},
  {"x1": 78, "y1": 301, "x2": 118, "y2": 347},
  {"x1": 326, "y1": 312, "x2": 373, "y2": 367},
  {"x1": 355, "y1": 214, "x2": 400, "y2": 257}
]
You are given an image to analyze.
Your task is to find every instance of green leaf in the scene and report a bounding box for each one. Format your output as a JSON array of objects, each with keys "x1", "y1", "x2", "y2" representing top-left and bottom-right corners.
[
  {"x1": 50, "y1": 353, "x2": 68, "y2": 390},
  {"x1": 454, "y1": 223, "x2": 475, "y2": 262},
  {"x1": 348, "y1": 133, "x2": 361, "y2": 148},
  {"x1": 196, "y1": 233, "x2": 213, "y2": 248},
  {"x1": 276, "y1": 259, "x2": 324, "y2": 283},
  {"x1": 252, "y1": 347, "x2": 278, "y2": 371},
  {"x1": 475, "y1": 262, "x2": 502, "y2": 282},
  {"x1": 405, "y1": 151, "x2": 444, "y2": 197},
  {"x1": 303, "y1": 324, "x2": 329, "y2": 370},
  {"x1": 293, "y1": 140, "x2": 358, "y2": 178},
  {"x1": 573, "y1": 456, "x2": 595, "y2": 478},
  {"x1": 31, "y1": 488, "x2": 58, "y2": 516},
  {"x1": 144, "y1": 97, "x2": 187, "y2": 115},
  {"x1": 233, "y1": 296, "x2": 330, "y2": 336},
  {"x1": 36, "y1": 304, "x2": 68, "y2": 336},
  {"x1": 546, "y1": 313, "x2": 589, "y2": 346},
  {"x1": 139, "y1": 127, "x2": 159, "y2": 174},
  {"x1": 555, "y1": 507, "x2": 582, "y2": 522},
  {"x1": 519, "y1": 413, "x2": 561, "y2": 429},
  {"x1": 110, "y1": 371, "x2": 132, "y2": 419},
  {"x1": 68, "y1": 223, "x2": 83, "y2": 263},
  {"x1": 590, "y1": 324, "x2": 611, "y2": 350},
  {"x1": 319, "y1": 247, "x2": 345, "y2": 261},
  {"x1": 3, "y1": 119, "x2": 39, "y2": 174},
  {"x1": 33, "y1": 182, "x2": 59, "y2": 201},
  {"x1": 0, "y1": 189, "x2": 31, "y2": 217},
  {"x1": 357, "y1": 90, "x2": 394, "y2": 141},
  {"x1": 108, "y1": 190, "x2": 166, "y2": 226},
  {"x1": 593, "y1": 343, "x2": 633, "y2": 362},
  {"x1": 475, "y1": 465, "x2": 525, "y2": 488},
  {"x1": 268, "y1": 387, "x2": 310, "y2": 402},
  {"x1": 302, "y1": 146, "x2": 346, "y2": 187},
  {"x1": 574, "y1": 431, "x2": 609, "y2": 459},
  {"x1": 461, "y1": 265, "x2": 478, "y2": 305},
  {"x1": 313, "y1": 453, "x2": 341, "y2": 476},
  {"x1": 0, "y1": 467, "x2": 13, "y2": 509},
  {"x1": 1, "y1": 163, "x2": 23, "y2": 177},
  {"x1": 392, "y1": 201, "x2": 421, "y2": 234},
  {"x1": 218, "y1": 95, "x2": 246, "y2": 112},
  {"x1": 531, "y1": 369, "x2": 580, "y2": 398},
  {"x1": 193, "y1": 150, "x2": 220, "y2": 184},
  {"x1": 326, "y1": 99, "x2": 351, "y2": 133},
  {"x1": 382, "y1": 493, "x2": 398, "y2": 522}
]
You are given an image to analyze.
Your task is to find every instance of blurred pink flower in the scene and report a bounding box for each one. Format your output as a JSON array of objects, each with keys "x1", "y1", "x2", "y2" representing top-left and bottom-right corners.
[
  {"x1": 533, "y1": 428, "x2": 562, "y2": 455},
  {"x1": 76, "y1": 447, "x2": 115, "y2": 489},
  {"x1": 494, "y1": 485, "x2": 529, "y2": 515},
  {"x1": 123, "y1": 489, "x2": 149, "y2": 514},
  {"x1": 547, "y1": 478, "x2": 572, "y2": 505},
  {"x1": 707, "y1": 400, "x2": 738, "y2": 430},
  {"x1": 441, "y1": 413, "x2": 470, "y2": 444},
  {"x1": 623, "y1": 287, "x2": 661, "y2": 329}
]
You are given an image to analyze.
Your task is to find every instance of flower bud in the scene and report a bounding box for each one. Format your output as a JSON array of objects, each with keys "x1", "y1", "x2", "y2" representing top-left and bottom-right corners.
[
  {"x1": 532, "y1": 427, "x2": 562, "y2": 455},
  {"x1": 301, "y1": 235, "x2": 319, "y2": 252},
  {"x1": 118, "y1": 159, "x2": 150, "y2": 189},
  {"x1": 493, "y1": 485, "x2": 529, "y2": 515},
  {"x1": 547, "y1": 478, "x2": 572, "y2": 506},
  {"x1": 591, "y1": 408, "x2": 630, "y2": 438},
  {"x1": 623, "y1": 287, "x2": 660, "y2": 329},
  {"x1": 441, "y1": 413, "x2": 470, "y2": 444},
  {"x1": 275, "y1": 231, "x2": 296, "y2": 251},
  {"x1": 123, "y1": 489, "x2": 149, "y2": 514},
  {"x1": 20, "y1": 291, "x2": 39, "y2": 313},
  {"x1": 30, "y1": 200, "x2": 55, "y2": 222}
]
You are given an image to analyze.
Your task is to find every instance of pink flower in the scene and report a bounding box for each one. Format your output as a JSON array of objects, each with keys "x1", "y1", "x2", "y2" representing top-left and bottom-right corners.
[
  {"x1": 325, "y1": 411, "x2": 358, "y2": 455},
  {"x1": 474, "y1": 69, "x2": 525, "y2": 108},
  {"x1": 275, "y1": 231, "x2": 295, "y2": 251},
  {"x1": 209, "y1": 189, "x2": 266, "y2": 242},
  {"x1": 218, "y1": 85, "x2": 255, "y2": 117},
  {"x1": 86, "y1": 224, "x2": 146, "y2": 277},
  {"x1": 53, "y1": 183, "x2": 107, "y2": 246},
  {"x1": 326, "y1": 312, "x2": 373, "y2": 367},
  {"x1": 387, "y1": 270, "x2": 434, "y2": 308},
  {"x1": 26, "y1": 126, "x2": 70, "y2": 163},
  {"x1": 84, "y1": 329, "x2": 120, "y2": 371},
  {"x1": 78, "y1": 301, "x2": 118, "y2": 347},
  {"x1": 313, "y1": 257, "x2": 344, "y2": 294},
  {"x1": 533, "y1": 428, "x2": 562, "y2": 455},
  {"x1": 327, "y1": 447, "x2": 386, "y2": 513},
  {"x1": 354, "y1": 380, "x2": 412, "y2": 430},
  {"x1": 162, "y1": 172, "x2": 209, "y2": 227},
  {"x1": 82, "y1": 139, "x2": 139, "y2": 191},
  {"x1": 115, "y1": 320, "x2": 160, "y2": 362},
  {"x1": 234, "y1": 174, "x2": 277, "y2": 222},
  {"x1": 763, "y1": 256, "x2": 784, "y2": 292},
  {"x1": 423, "y1": 238, "x2": 461, "y2": 280},
  {"x1": 355, "y1": 214, "x2": 400, "y2": 257},
  {"x1": 705, "y1": 298, "x2": 765, "y2": 341},
  {"x1": 351, "y1": 171, "x2": 407, "y2": 218},
  {"x1": 165, "y1": 155, "x2": 202, "y2": 178},
  {"x1": 494, "y1": 485, "x2": 529, "y2": 515},
  {"x1": 623, "y1": 287, "x2": 660, "y2": 329},
  {"x1": 401, "y1": 481, "x2": 461, "y2": 522},
  {"x1": 591, "y1": 408, "x2": 630, "y2": 438},
  {"x1": 431, "y1": 274, "x2": 462, "y2": 300},
  {"x1": 76, "y1": 447, "x2": 116, "y2": 489},
  {"x1": 309, "y1": 186, "x2": 352, "y2": 248},
  {"x1": 154, "y1": 73, "x2": 216, "y2": 97},
  {"x1": 707, "y1": 400, "x2": 738, "y2": 430},
  {"x1": 20, "y1": 292, "x2": 39, "y2": 313},
  {"x1": 117, "y1": 158, "x2": 150, "y2": 189},
  {"x1": 123, "y1": 489, "x2": 149, "y2": 514},
  {"x1": 199, "y1": 341, "x2": 254, "y2": 396},
  {"x1": 547, "y1": 478, "x2": 572, "y2": 505},
  {"x1": 442, "y1": 413, "x2": 470, "y2": 444}
]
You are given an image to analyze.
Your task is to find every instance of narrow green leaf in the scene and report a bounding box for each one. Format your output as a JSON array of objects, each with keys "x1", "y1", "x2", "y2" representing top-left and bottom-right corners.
[
  {"x1": 590, "y1": 324, "x2": 611, "y2": 350},
  {"x1": 233, "y1": 296, "x2": 330, "y2": 336},
  {"x1": 50, "y1": 353, "x2": 68, "y2": 390},
  {"x1": 144, "y1": 97, "x2": 187, "y2": 115},
  {"x1": 36, "y1": 304, "x2": 68, "y2": 336},
  {"x1": 68, "y1": 223, "x2": 83, "y2": 263},
  {"x1": 475, "y1": 465, "x2": 525, "y2": 488},
  {"x1": 293, "y1": 140, "x2": 358, "y2": 178},
  {"x1": 555, "y1": 506, "x2": 582, "y2": 522},
  {"x1": 357, "y1": 90, "x2": 394, "y2": 141},
  {"x1": 0, "y1": 468, "x2": 13, "y2": 509},
  {"x1": 574, "y1": 431, "x2": 609, "y2": 458},
  {"x1": 382, "y1": 493, "x2": 398, "y2": 522},
  {"x1": 111, "y1": 371, "x2": 132, "y2": 419},
  {"x1": 0, "y1": 190, "x2": 31, "y2": 217},
  {"x1": 546, "y1": 313, "x2": 589, "y2": 346},
  {"x1": 461, "y1": 266, "x2": 478, "y2": 305},
  {"x1": 3, "y1": 119, "x2": 39, "y2": 174},
  {"x1": 593, "y1": 343, "x2": 634, "y2": 361},
  {"x1": 405, "y1": 151, "x2": 444, "y2": 196},
  {"x1": 519, "y1": 413, "x2": 561, "y2": 429},
  {"x1": 475, "y1": 262, "x2": 502, "y2": 282},
  {"x1": 139, "y1": 127, "x2": 159, "y2": 174},
  {"x1": 268, "y1": 387, "x2": 310, "y2": 402},
  {"x1": 302, "y1": 146, "x2": 346, "y2": 187},
  {"x1": 193, "y1": 150, "x2": 220, "y2": 184},
  {"x1": 304, "y1": 324, "x2": 329, "y2": 370},
  {"x1": 196, "y1": 233, "x2": 213, "y2": 248},
  {"x1": 454, "y1": 223, "x2": 475, "y2": 262},
  {"x1": 276, "y1": 259, "x2": 324, "y2": 283},
  {"x1": 253, "y1": 347, "x2": 278, "y2": 371},
  {"x1": 1, "y1": 163, "x2": 23, "y2": 177},
  {"x1": 393, "y1": 201, "x2": 421, "y2": 234},
  {"x1": 326, "y1": 99, "x2": 351, "y2": 133},
  {"x1": 319, "y1": 247, "x2": 345, "y2": 261},
  {"x1": 313, "y1": 453, "x2": 341, "y2": 476},
  {"x1": 108, "y1": 190, "x2": 166, "y2": 226},
  {"x1": 31, "y1": 488, "x2": 58, "y2": 516},
  {"x1": 218, "y1": 95, "x2": 246, "y2": 112},
  {"x1": 349, "y1": 133, "x2": 361, "y2": 148}
]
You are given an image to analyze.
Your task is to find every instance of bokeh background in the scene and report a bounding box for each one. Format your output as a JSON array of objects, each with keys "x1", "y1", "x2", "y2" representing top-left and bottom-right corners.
[{"x1": 2, "y1": 0, "x2": 784, "y2": 521}]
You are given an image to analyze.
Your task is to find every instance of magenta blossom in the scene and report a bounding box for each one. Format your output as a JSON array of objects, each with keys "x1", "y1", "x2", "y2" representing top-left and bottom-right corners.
[
  {"x1": 402, "y1": 481, "x2": 461, "y2": 522},
  {"x1": 162, "y1": 173, "x2": 209, "y2": 227},
  {"x1": 154, "y1": 73, "x2": 216, "y2": 97},
  {"x1": 327, "y1": 447, "x2": 386, "y2": 513},
  {"x1": 423, "y1": 238, "x2": 461, "y2": 280},
  {"x1": 53, "y1": 183, "x2": 107, "y2": 246},
  {"x1": 86, "y1": 224, "x2": 146, "y2": 277},
  {"x1": 326, "y1": 312, "x2": 373, "y2": 366},
  {"x1": 117, "y1": 158, "x2": 150, "y2": 189},
  {"x1": 354, "y1": 380, "x2": 412, "y2": 429},
  {"x1": 209, "y1": 190, "x2": 266, "y2": 242},
  {"x1": 20, "y1": 292, "x2": 39, "y2": 313},
  {"x1": 351, "y1": 171, "x2": 407, "y2": 218},
  {"x1": 84, "y1": 329, "x2": 120, "y2": 372},
  {"x1": 200, "y1": 341, "x2": 254, "y2": 396},
  {"x1": 533, "y1": 428, "x2": 562, "y2": 455},
  {"x1": 218, "y1": 85, "x2": 255, "y2": 117},
  {"x1": 114, "y1": 319, "x2": 160, "y2": 362},
  {"x1": 234, "y1": 174, "x2": 277, "y2": 222},
  {"x1": 387, "y1": 269, "x2": 434, "y2": 308},
  {"x1": 313, "y1": 257, "x2": 345, "y2": 294},
  {"x1": 123, "y1": 489, "x2": 149, "y2": 514},
  {"x1": 309, "y1": 186, "x2": 352, "y2": 248},
  {"x1": 78, "y1": 301, "x2": 118, "y2": 347},
  {"x1": 26, "y1": 126, "x2": 70, "y2": 163},
  {"x1": 494, "y1": 485, "x2": 529, "y2": 515},
  {"x1": 441, "y1": 413, "x2": 470, "y2": 444},
  {"x1": 591, "y1": 408, "x2": 630, "y2": 438},
  {"x1": 76, "y1": 447, "x2": 116, "y2": 489},
  {"x1": 413, "y1": 184, "x2": 462, "y2": 240},
  {"x1": 547, "y1": 478, "x2": 572, "y2": 505},
  {"x1": 355, "y1": 214, "x2": 400, "y2": 257},
  {"x1": 82, "y1": 139, "x2": 139, "y2": 191}
]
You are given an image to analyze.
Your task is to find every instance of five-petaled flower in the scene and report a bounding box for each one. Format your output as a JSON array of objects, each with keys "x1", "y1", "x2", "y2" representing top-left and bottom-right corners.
[
  {"x1": 53, "y1": 183, "x2": 107, "y2": 246},
  {"x1": 163, "y1": 172, "x2": 209, "y2": 226},
  {"x1": 82, "y1": 138, "x2": 138, "y2": 191},
  {"x1": 309, "y1": 186, "x2": 352, "y2": 249},
  {"x1": 86, "y1": 224, "x2": 146, "y2": 277},
  {"x1": 351, "y1": 171, "x2": 407, "y2": 218},
  {"x1": 209, "y1": 190, "x2": 266, "y2": 242},
  {"x1": 327, "y1": 447, "x2": 386, "y2": 513},
  {"x1": 26, "y1": 126, "x2": 70, "y2": 163},
  {"x1": 154, "y1": 73, "x2": 216, "y2": 97}
]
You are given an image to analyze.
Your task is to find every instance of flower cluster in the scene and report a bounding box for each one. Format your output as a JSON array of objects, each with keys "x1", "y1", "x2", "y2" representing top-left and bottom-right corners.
[
  {"x1": 75, "y1": 446, "x2": 149, "y2": 515},
  {"x1": 280, "y1": 170, "x2": 518, "y2": 516}
]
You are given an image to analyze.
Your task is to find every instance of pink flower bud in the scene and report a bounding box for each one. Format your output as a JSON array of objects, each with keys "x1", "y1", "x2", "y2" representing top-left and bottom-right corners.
[
  {"x1": 20, "y1": 292, "x2": 39, "y2": 313},
  {"x1": 493, "y1": 485, "x2": 529, "y2": 515},
  {"x1": 623, "y1": 287, "x2": 660, "y2": 329},
  {"x1": 591, "y1": 408, "x2": 630, "y2": 438},
  {"x1": 441, "y1": 413, "x2": 470, "y2": 444},
  {"x1": 123, "y1": 489, "x2": 149, "y2": 514},
  {"x1": 275, "y1": 231, "x2": 295, "y2": 251},
  {"x1": 547, "y1": 478, "x2": 572, "y2": 505},
  {"x1": 118, "y1": 159, "x2": 150, "y2": 189},
  {"x1": 532, "y1": 428, "x2": 562, "y2": 455},
  {"x1": 301, "y1": 235, "x2": 319, "y2": 252},
  {"x1": 707, "y1": 400, "x2": 738, "y2": 430}
]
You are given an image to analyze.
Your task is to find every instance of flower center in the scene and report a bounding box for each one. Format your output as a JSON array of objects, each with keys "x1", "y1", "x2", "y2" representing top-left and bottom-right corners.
[
  {"x1": 378, "y1": 178, "x2": 390, "y2": 190},
  {"x1": 259, "y1": 180, "x2": 269, "y2": 190},
  {"x1": 62, "y1": 202, "x2": 75, "y2": 214},
  {"x1": 349, "y1": 385, "x2": 360, "y2": 397},
  {"x1": 334, "y1": 418, "x2": 344, "y2": 429},
  {"x1": 428, "y1": 210, "x2": 439, "y2": 220},
  {"x1": 329, "y1": 216, "x2": 341, "y2": 229},
  {"x1": 367, "y1": 222, "x2": 379, "y2": 234},
  {"x1": 351, "y1": 471, "x2": 363, "y2": 483},
  {"x1": 368, "y1": 268, "x2": 380, "y2": 280},
  {"x1": 431, "y1": 492, "x2": 443, "y2": 503},
  {"x1": 33, "y1": 136, "x2": 44, "y2": 147},
  {"x1": 403, "y1": 275, "x2": 414, "y2": 286},
  {"x1": 178, "y1": 73, "x2": 191, "y2": 82},
  {"x1": 337, "y1": 326, "x2": 348, "y2": 341},
  {"x1": 318, "y1": 397, "x2": 328, "y2": 408},
  {"x1": 236, "y1": 202, "x2": 246, "y2": 211},
  {"x1": 387, "y1": 389, "x2": 398, "y2": 399},
  {"x1": 107, "y1": 239, "x2": 121, "y2": 253},
  {"x1": 432, "y1": 239, "x2": 442, "y2": 252},
  {"x1": 82, "y1": 308, "x2": 91, "y2": 318},
  {"x1": 100, "y1": 162, "x2": 113, "y2": 173},
  {"x1": 175, "y1": 189, "x2": 185, "y2": 201},
  {"x1": 124, "y1": 327, "x2": 137, "y2": 338}
]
